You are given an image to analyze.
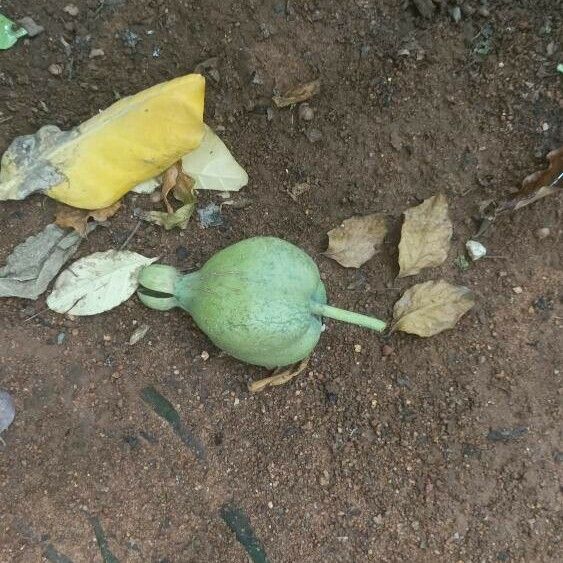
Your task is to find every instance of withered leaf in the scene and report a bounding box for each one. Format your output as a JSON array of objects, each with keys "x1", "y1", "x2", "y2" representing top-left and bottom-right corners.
[
  {"x1": 392, "y1": 280, "x2": 475, "y2": 337},
  {"x1": 55, "y1": 201, "x2": 121, "y2": 236},
  {"x1": 498, "y1": 146, "x2": 563, "y2": 212},
  {"x1": 248, "y1": 357, "x2": 310, "y2": 393},
  {"x1": 398, "y1": 194, "x2": 452, "y2": 277},
  {"x1": 273, "y1": 79, "x2": 321, "y2": 108},
  {"x1": 324, "y1": 214, "x2": 388, "y2": 268},
  {"x1": 138, "y1": 162, "x2": 197, "y2": 230}
]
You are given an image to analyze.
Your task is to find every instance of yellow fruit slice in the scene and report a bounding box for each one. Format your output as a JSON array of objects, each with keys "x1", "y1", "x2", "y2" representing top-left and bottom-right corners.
[{"x1": 0, "y1": 74, "x2": 205, "y2": 209}]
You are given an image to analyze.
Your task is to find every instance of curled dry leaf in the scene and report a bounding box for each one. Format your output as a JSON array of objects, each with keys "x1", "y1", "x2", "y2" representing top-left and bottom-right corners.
[
  {"x1": 137, "y1": 162, "x2": 197, "y2": 230},
  {"x1": 248, "y1": 356, "x2": 310, "y2": 393},
  {"x1": 55, "y1": 201, "x2": 121, "y2": 236},
  {"x1": 498, "y1": 146, "x2": 563, "y2": 212},
  {"x1": 324, "y1": 214, "x2": 388, "y2": 268},
  {"x1": 398, "y1": 194, "x2": 452, "y2": 277},
  {"x1": 273, "y1": 79, "x2": 321, "y2": 108},
  {"x1": 392, "y1": 280, "x2": 475, "y2": 337}
]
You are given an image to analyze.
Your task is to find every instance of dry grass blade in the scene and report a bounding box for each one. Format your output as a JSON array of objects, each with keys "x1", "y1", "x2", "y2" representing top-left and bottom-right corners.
[
  {"x1": 55, "y1": 201, "x2": 121, "y2": 236},
  {"x1": 398, "y1": 194, "x2": 452, "y2": 277},
  {"x1": 248, "y1": 357, "x2": 310, "y2": 393},
  {"x1": 273, "y1": 79, "x2": 321, "y2": 108},
  {"x1": 324, "y1": 214, "x2": 387, "y2": 268},
  {"x1": 498, "y1": 146, "x2": 563, "y2": 212}
]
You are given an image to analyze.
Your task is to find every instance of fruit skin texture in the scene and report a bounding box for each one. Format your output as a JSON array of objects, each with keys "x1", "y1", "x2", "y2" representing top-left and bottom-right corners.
[{"x1": 140, "y1": 237, "x2": 327, "y2": 368}]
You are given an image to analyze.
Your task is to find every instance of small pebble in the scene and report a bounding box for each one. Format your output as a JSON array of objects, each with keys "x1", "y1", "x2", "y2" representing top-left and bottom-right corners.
[
  {"x1": 450, "y1": 6, "x2": 462, "y2": 23},
  {"x1": 466, "y1": 240, "x2": 487, "y2": 261},
  {"x1": 268, "y1": 501, "x2": 274, "y2": 509},
  {"x1": 48, "y1": 64, "x2": 63, "y2": 76},
  {"x1": 0, "y1": 390, "x2": 15, "y2": 435},
  {"x1": 201, "y1": 351, "x2": 210, "y2": 361},
  {"x1": 535, "y1": 227, "x2": 550, "y2": 239},
  {"x1": 477, "y1": 6, "x2": 490, "y2": 17},
  {"x1": 17, "y1": 16, "x2": 44, "y2": 37},
  {"x1": 233, "y1": 397, "x2": 240, "y2": 406},
  {"x1": 319, "y1": 470, "x2": 330, "y2": 486},
  {"x1": 63, "y1": 4, "x2": 80, "y2": 16},
  {"x1": 512, "y1": 286, "x2": 523, "y2": 294},
  {"x1": 103, "y1": 334, "x2": 112, "y2": 342},
  {"x1": 298, "y1": 103, "x2": 314, "y2": 121},
  {"x1": 354, "y1": 344, "x2": 362, "y2": 353},
  {"x1": 381, "y1": 344, "x2": 394, "y2": 357},
  {"x1": 305, "y1": 128, "x2": 323, "y2": 143},
  {"x1": 89, "y1": 48, "x2": 105, "y2": 59},
  {"x1": 56, "y1": 332, "x2": 66, "y2": 345}
]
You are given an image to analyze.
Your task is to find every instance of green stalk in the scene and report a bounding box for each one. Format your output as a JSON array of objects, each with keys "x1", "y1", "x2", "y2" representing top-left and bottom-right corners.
[{"x1": 310, "y1": 302, "x2": 386, "y2": 332}]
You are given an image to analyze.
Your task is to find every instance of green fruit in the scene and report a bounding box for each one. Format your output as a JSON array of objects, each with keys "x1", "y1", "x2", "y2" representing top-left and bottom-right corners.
[{"x1": 138, "y1": 237, "x2": 385, "y2": 368}]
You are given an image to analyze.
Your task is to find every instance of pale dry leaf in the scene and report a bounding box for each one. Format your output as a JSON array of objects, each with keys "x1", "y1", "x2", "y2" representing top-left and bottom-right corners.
[
  {"x1": 498, "y1": 146, "x2": 563, "y2": 212},
  {"x1": 324, "y1": 214, "x2": 388, "y2": 268},
  {"x1": 392, "y1": 280, "x2": 475, "y2": 337},
  {"x1": 248, "y1": 357, "x2": 310, "y2": 393},
  {"x1": 398, "y1": 194, "x2": 452, "y2": 277},
  {"x1": 161, "y1": 162, "x2": 180, "y2": 213},
  {"x1": 55, "y1": 201, "x2": 121, "y2": 236},
  {"x1": 0, "y1": 223, "x2": 92, "y2": 299},
  {"x1": 181, "y1": 125, "x2": 248, "y2": 191},
  {"x1": 47, "y1": 250, "x2": 157, "y2": 316},
  {"x1": 273, "y1": 79, "x2": 321, "y2": 108},
  {"x1": 129, "y1": 323, "x2": 149, "y2": 345}
]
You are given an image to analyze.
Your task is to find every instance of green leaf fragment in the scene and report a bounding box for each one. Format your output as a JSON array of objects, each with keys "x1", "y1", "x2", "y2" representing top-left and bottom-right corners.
[
  {"x1": 43, "y1": 544, "x2": 74, "y2": 563},
  {"x1": 0, "y1": 13, "x2": 27, "y2": 50},
  {"x1": 88, "y1": 515, "x2": 119, "y2": 563},
  {"x1": 220, "y1": 503, "x2": 270, "y2": 563},
  {"x1": 141, "y1": 386, "x2": 205, "y2": 459},
  {"x1": 454, "y1": 255, "x2": 471, "y2": 271}
]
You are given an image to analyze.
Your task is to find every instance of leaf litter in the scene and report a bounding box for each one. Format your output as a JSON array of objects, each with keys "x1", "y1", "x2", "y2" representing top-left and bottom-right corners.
[
  {"x1": 0, "y1": 223, "x2": 94, "y2": 299},
  {"x1": 272, "y1": 79, "x2": 321, "y2": 108},
  {"x1": 324, "y1": 214, "x2": 388, "y2": 268},
  {"x1": 47, "y1": 250, "x2": 157, "y2": 315},
  {"x1": 391, "y1": 280, "x2": 475, "y2": 337},
  {"x1": 54, "y1": 200, "x2": 121, "y2": 236},
  {"x1": 497, "y1": 146, "x2": 563, "y2": 213},
  {"x1": 136, "y1": 161, "x2": 197, "y2": 230},
  {"x1": 398, "y1": 194, "x2": 452, "y2": 277}
]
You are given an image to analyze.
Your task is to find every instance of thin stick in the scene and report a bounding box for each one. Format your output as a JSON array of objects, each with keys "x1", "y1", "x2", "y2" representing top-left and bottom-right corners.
[
  {"x1": 119, "y1": 220, "x2": 142, "y2": 250},
  {"x1": 24, "y1": 308, "x2": 48, "y2": 322}
]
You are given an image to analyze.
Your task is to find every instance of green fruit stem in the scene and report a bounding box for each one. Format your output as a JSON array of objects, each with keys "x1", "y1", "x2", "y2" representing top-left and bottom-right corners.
[{"x1": 310, "y1": 302, "x2": 386, "y2": 332}]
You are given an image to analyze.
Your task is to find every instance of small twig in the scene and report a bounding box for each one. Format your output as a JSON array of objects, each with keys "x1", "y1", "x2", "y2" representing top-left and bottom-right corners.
[
  {"x1": 23, "y1": 308, "x2": 48, "y2": 322},
  {"x1": 249, "y1": 357, "x2": 310, "y2": 393},
  {"x1": 119, "y1": 220, "x2": 142, "y2": 250}
]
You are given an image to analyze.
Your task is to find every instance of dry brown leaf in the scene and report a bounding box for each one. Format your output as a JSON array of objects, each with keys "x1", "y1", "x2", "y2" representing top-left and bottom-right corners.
[
  {"x1": 398, "y1": 194, "x2": 452, "y2": 277},
  {"x1": 55, "y1": 201, "x2": 121, "y2": 236},
  {"x1": 273, "y1": 79, "x2": 321, "y2": 108},
  {"x1": 392, "y1": 280, "x2": 475, "y2": 337},
  {"x1": 138, "y1": 163, "x2": 197, "y2": 230},
  {"x1": 324, "y1": 214, "x2": 388, "y2": 268},
  {"x1": 248, "y1": 357, "x2": 310, "y2": 393},
  {"x1": 498, "y1": 146, "x2": 563, "y2": 212},
  {"x1": 161, "y1": 162, "x2": 180, "y2": 213}
]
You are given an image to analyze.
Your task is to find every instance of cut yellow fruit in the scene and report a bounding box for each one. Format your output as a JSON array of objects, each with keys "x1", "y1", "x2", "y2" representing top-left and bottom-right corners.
[{"x1": 0, "y1": 74, "x2": 205, "y2": 209}]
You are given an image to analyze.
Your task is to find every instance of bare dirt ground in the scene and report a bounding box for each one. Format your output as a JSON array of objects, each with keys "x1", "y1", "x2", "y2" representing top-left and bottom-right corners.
[{"x1": 0, "y1": 1, "x2": 561, "y2": 561}]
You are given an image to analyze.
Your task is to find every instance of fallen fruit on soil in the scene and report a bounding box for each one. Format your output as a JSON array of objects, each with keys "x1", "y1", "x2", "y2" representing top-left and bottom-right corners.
[
  {"x1": 138, "y1": 237, "x2": 386, "y2": 368},
  {"x1": 0, "y1": 74, "x2": 205, "y2": 209}
]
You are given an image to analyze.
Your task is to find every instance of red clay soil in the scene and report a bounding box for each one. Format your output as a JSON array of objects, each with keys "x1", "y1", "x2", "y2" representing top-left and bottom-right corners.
[{"x1": 0, "y1": 1, "x2": 561, "y2": 561}]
